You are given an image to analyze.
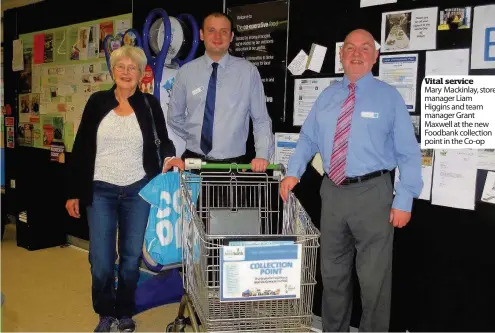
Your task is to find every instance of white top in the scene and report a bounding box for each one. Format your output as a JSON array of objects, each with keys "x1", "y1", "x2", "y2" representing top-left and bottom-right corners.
[{"x1": 93, "y1": 110, "x2": 146, "y2": 186}]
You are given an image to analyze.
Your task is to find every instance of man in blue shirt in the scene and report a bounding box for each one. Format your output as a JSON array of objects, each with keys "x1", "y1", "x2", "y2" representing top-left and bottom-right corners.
[
  {"x1": 168, "y1": 12, "x2": 274, "y2": 172},
  {"x1": 281, "y1": 29, "x2": 422, "y2": 332}
]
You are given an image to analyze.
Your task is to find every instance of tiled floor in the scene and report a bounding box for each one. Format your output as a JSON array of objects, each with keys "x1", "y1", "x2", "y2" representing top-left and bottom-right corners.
[{"x1": 1, "y1": 224, "x2": 181, "y2": 332}]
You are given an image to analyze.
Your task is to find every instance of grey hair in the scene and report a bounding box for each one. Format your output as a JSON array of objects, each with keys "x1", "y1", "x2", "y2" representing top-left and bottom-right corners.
[{"x1": 109, "y1": 45, "x2": 147, "y2": 74}]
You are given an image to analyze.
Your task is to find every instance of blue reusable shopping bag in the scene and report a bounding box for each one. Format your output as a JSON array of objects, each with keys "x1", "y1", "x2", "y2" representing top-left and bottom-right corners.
[{"x1": 139, "y1": 172, "x2": 200, "y2": 270}]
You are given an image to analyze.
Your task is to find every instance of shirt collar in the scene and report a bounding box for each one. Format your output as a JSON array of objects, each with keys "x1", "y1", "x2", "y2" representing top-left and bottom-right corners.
[
  {"x1": 203, "y1": 52, "x2": 230, "y2": 69},
  {"x1": 342, "y1": 72, "x2": 374, "y2": 90}
]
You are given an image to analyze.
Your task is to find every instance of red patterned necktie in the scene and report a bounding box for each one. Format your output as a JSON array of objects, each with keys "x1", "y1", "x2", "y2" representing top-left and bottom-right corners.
[{"x1": 329, "y1": 83, "x2": 356, "y2": 185}]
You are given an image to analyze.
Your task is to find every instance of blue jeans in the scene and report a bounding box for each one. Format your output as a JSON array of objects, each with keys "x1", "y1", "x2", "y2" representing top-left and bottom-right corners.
[{"x1": 86, "y1": 178, "x2": 150, "y2": 318}]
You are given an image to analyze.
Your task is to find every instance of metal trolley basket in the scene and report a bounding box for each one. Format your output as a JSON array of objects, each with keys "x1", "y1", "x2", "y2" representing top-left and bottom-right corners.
[{"x1": 167, "y1": 162, "x2": 320, "y2": 332}]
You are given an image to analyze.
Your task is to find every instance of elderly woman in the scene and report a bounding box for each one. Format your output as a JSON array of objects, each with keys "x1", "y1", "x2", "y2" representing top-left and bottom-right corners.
[{"x1": 65, "y1": 45, "x2": 183, "y2": 332}]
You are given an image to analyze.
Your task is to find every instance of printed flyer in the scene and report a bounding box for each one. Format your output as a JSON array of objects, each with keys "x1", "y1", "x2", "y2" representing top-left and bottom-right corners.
[
  {"x1": 220, "y1": 244, "x2": 302, "y2": 302},
  {"x1": 228, "y1": 1, "x2": 289, "y2": 122},
  {"x1": 381, "y1": 7, "x2": 437, "y2": 53}
]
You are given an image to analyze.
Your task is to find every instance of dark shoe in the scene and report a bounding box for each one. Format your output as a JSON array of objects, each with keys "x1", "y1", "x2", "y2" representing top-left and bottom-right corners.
[
  {"x1": 118, "y1": 317, "x2": 136, "y2": 332},
  {"x1": 94, "y1": 316, "x2": 118, "y2": 332}
]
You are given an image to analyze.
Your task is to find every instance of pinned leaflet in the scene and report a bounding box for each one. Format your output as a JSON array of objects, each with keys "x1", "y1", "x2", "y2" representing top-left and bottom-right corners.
[{"x1": 421, "y1": 76, "x2": 495, "y2": 149}]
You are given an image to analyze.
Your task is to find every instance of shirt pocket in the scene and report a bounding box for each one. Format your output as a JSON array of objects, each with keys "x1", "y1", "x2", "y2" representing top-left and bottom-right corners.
[
  {"x1": 361, "y1": 112, "x2": 393, "y2": 138},
  {"x1": 218, "y1": 70, "x2": 250, "y2": 111},
  {"x1": 186, "y1": 86, "x2": 205, "y2": 107}
]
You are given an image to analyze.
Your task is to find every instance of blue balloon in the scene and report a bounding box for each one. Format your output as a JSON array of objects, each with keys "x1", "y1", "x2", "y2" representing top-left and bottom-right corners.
[
  {"x1": 102, "y1": 9, "x2": 200, "y2": 103},
  {"x1": 174, "y1": 13, "x2": 200, "y2": 67},
  {"x1": 122, "y1": 28, "x2": 143, "y2": 47},
  {"x1": 143, "y1": 8, "x2": 172, "y2": 101}
]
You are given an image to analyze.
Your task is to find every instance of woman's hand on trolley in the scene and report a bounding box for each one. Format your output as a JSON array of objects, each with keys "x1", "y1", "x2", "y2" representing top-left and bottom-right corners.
[
  {"x1": 162, "y1": 157, "x2": 185, "y2": 173},
  {"x1": 65, "y1": 199, "x2": 81, "y2": 218},
  {"x1": 280, "y1": 176, "x2": 299, "y2": 202}
]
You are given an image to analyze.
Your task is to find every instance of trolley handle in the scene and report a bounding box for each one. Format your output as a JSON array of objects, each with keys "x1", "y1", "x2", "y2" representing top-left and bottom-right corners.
[
  {"x1": 203, "y1": 163, "x2": 281, "y2": 170},
  {"x1": 184, "y1": 158, "x2": 284, "y2": 171}
]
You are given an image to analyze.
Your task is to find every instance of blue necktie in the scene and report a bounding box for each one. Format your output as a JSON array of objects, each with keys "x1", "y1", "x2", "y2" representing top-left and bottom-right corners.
[{"x1": 200, "y1": 62, "x2": 219, "y2": 155}]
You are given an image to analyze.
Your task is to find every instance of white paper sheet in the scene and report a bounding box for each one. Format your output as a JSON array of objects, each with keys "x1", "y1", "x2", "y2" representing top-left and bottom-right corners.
[
  {"x1": 12, "y1": 39, "x2": 24, "y2": 72},
  {"x1": 77, "y1": 27, "x2": 90, "y2": 61},
  {"x1": 32, "y1": 65, "x2": 41, "y2": 94},
  {"x1": 275, "y1": 133, "x2": 299, "y2": 169},
  {"x1": 335, "y1": 42, "x2": 344, "y2": 74},
  {"x1": 381, "y1": 7, "x2": 438, "y2": 53},
  {"x1": 394, "y1": 148, "x2": 434, "y2": 201},
  {"x1": 481, "y1": 171, "x2": 495, "y2": 204},
  {"x1": 471, "y1": 5, "x2": 495, "y2": 69},
  {"x1": 311, "y1": 153, "x2": 325, "y2": 176},
  {"x1": 431, "y1": 149, "x2": 477, "y2": 210},
  {"x1": 477, "y1": 149, "x2": 495, "y2": 171},
  {"x1": 293, "y1": 77, "x2": 342, "y2": 126},
  {"x1": 378, "y1": 54, "x2": 418, "y2": 112},
  {"x1": 361, "y1": 0, "x2": 397, "y2": 8},
  {"x1": 115, "y1": 19, "x2": 131, "y2": 35},
  {"x1": 425, "y1": 49, "x2": 470, "y2": 76},
  {"x1": 87, "y1": 25, "x2": 100, "y2": 59},
  {"x1": 56, "y1": 84, "x2": 75, "y2": 97},
  {"x1": 288, "y1": 50, "x2": 308, "y2": 76},
  {"x1": 307, "y1": 43, "x2": 327, "y2": 73}
]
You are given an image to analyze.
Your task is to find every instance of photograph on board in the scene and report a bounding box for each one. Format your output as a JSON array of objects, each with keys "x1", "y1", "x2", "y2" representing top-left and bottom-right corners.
[
  {"x1": 99, "y1": 21, "x2": 114, "y2": 57},
  {"x1": 384, "y1": 12, "x2": 411, "y2": 51},
  {"x1": 30, "y1": 93, "x2": 40, "y2": 115},
  {"x1": 44, "y1": 33, "x2": 54, "y2": 63},
  {"x1": 438, "y1": 7, "x2": 471, "y2": 30},
  {"x1": 19, "y1": 94, "x2": 30, "y2": 114},
  {"x1": 17, "y1": 123, "x2": 34, "y2": 146},
  {"x1": 20, "y1": 47, "x2": 32, "y2": 93},
  {"x1": 421, "y1": 149, "x2": 434, "y2": 167}
]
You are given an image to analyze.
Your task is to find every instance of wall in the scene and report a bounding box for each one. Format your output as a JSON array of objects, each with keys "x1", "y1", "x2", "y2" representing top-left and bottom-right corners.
[
  {"x1": 2, "y1": 0, "x2": 134, "y2": 246},
  {"x1": 2, "y1": 0, "x2": 223, "y2": 243},
  {"x1": 1, "y1": 0, "x2": 44, "y2": 12}
]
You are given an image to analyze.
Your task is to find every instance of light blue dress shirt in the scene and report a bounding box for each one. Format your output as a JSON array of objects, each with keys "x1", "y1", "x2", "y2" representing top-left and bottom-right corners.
[
  {"x1": 167, "y1": 52, "x2": 274, "y2": 160},
  {"x1": 287, "y1": 72, "x2": 423, "y2": 212}
]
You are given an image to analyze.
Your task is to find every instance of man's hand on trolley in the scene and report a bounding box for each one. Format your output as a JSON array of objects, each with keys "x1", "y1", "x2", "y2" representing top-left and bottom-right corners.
[
  {"x1": 162, "y1": 157, "x2": 185, "y2": 173},
  {"x1": 280, "y1": 176, "x2": 299, "y2": 202},
  {"x1": 65, "y1": 199, "x2": 80, "y2": 218},
  {"x1": 251, "y1": 158, "x2": 269, "y2": 172}
]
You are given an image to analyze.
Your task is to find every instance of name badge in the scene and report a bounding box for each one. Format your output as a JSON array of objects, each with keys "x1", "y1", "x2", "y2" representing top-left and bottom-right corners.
[
  {"x1": 192, "y1": 87, "x2": 203, "y2": 96},
  {"x1": 361, "y1": 111, "x2": 379, "y2": 119}
]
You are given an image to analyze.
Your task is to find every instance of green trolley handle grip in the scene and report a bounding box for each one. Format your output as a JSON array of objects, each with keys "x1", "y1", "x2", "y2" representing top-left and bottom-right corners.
[
  {"x1": 186, "y1": 162, "x2": 284, "y2": 171},
  {"x1": 200, "y1": 163, "x2": 283, "y2": 171}
]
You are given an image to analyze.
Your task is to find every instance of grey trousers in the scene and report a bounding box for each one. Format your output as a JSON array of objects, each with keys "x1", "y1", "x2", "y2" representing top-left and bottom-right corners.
[{"x1": 319, "y1": 173, "x2": 394, "y2": 332}]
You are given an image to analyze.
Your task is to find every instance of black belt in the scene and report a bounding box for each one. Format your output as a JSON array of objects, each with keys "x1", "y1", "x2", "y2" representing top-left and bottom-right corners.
[
  {"x1": 338, "y1": 169, "x2": 389, "y2": 185},
  {"x1": 182, "y1": 149, "x2": 247, "y2": 164}
]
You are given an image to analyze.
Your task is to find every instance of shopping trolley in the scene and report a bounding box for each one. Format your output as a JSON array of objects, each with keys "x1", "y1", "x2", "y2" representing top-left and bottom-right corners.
[{"x1": 166, "y1": 161, "x2": 320, "y2": 332}]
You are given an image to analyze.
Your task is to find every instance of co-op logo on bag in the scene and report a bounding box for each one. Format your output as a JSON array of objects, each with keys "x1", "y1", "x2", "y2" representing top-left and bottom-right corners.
[{"x1": 155, "y1": 189, "x2": 183, "y2": 249}]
